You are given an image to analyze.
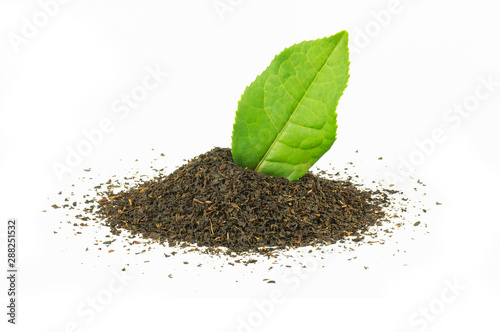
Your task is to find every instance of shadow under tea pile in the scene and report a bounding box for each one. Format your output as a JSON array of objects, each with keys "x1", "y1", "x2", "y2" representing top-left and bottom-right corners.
[{"x1": 95, "y1": 147, "x2": 392, "y2": 254}]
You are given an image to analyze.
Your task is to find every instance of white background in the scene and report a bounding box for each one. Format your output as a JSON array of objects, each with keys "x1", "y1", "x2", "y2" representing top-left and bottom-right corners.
[{"x1": 1, "y1": 0, "x2": 499, "y2": 331}]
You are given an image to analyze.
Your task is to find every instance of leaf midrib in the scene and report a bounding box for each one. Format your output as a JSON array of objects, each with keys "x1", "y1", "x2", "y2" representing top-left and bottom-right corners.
[{"x1": 254, "y1": 35, "x2": 344, "y2": 173}]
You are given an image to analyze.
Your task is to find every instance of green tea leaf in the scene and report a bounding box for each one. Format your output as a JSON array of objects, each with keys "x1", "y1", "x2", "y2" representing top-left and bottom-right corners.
[{"x1": 231, "y1": 31, "x2": 350, "y2": 181}]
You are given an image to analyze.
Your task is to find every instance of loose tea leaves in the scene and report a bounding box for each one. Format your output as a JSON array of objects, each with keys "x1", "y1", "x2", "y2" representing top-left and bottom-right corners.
[{"x1": 94, "y1": 147, "x2": 393, "y2": 254}]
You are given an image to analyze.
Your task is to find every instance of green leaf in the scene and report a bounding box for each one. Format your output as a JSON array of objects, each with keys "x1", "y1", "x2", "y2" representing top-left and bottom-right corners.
[{"x1": 231, "y1": 31, "x2": 350, "y2": 182}]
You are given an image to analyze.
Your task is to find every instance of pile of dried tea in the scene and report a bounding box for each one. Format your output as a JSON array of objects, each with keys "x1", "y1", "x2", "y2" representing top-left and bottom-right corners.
[{"x1": 94, "y1": 147, "x2": 393, "y2": 254}]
